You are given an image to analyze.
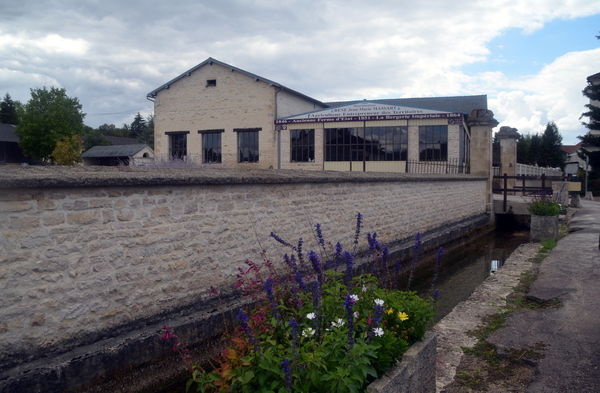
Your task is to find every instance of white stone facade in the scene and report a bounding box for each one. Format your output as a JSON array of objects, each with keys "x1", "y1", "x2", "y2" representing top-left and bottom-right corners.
[{"x1": 149, "y1": 58, "x2": 487, "y2": 174}]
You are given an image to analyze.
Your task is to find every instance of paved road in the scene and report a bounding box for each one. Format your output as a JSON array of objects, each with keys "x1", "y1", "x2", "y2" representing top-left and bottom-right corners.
[{"x1": 487, "y1": 200, "x2": 600, "y2": 392}]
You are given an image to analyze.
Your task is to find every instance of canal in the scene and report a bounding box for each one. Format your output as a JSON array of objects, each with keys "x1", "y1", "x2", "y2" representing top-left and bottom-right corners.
[{"x1": 409, "y1": 228, "x2": 530, "y2": 324}]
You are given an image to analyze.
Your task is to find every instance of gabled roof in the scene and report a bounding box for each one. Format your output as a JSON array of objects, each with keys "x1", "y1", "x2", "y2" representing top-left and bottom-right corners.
[
  {"x1": 326, "y1": 95, "x2": 488, "y2": 115},
  {"x1": 561, "y1": 142, "x2": 583, "y2": 155},
  {"x1": 0, "y1": 124, "x2": 19, "y2": 143},
  {"x1": 82, "y1": 144, "x2": 151, "y2": 158},
  {"x1": 147, "y1": 57, "x2": 325, "y2": 107},
  {"x1": 587, "y1": 72, "x2": 600, "y2": 83}
]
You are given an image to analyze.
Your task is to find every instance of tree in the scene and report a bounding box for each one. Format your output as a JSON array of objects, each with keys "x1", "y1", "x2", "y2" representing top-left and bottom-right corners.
[
  {"x1": 52, "y1": 135, "x2": 83, "y2": 166},
  {"x1": 97, "y1": 123, "x2": 128, "y2": 137},
  {"x1": 83, "y1": 129, "x2": 111, "y2": 151},
  {"x1": 517, "y1": 134, "x2": 531, "y2": 165},
  {"x1": 129, "y1": 112, "x2": 147, "y2": 140},
  {"x1": 0, "y1": 93, "x2": 20, "y2": 124},
  {"x1": 538, "y1": 121, "x2": 564, "y2": 169},
  {"x1": 15, "y1": 87, "x2": 86, "y2": 161},
  {"x1": 136, "y1": 113, "x2": 154, "y2": 148}
]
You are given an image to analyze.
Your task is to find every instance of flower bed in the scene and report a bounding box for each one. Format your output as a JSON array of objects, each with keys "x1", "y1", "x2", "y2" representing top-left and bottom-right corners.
[{"x1": 162, "y1": 214, "x2": 439, "y2": 393}]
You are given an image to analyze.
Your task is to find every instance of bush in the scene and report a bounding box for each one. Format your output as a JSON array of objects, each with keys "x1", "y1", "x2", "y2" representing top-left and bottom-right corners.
[
  {"x1": 161, "y1": 214, "x2": 438, "y2": 393},
  {"x1": 527, "y1": 194, "x2": 562, "y2": 216}
]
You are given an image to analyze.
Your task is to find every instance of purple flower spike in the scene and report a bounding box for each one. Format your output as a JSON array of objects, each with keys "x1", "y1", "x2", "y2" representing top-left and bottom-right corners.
[
  {"x1": 270, "y1": 232, "x2": 297, "y2": 251},
  {"x1": 281, "y1": 358, "x2": 293, "y2": 392},
  {"x1": 334, "y1": 242, "x2": 344, "y2": 267},
  {"x1": 353, "y1": 213, "x2": 363, "y2": 251},
  {"x1": 344, "y1": 251, "x2": 354, "y2": 292},
  {"x1": 307, "y1": 250, "x2": 324, "y2": 285},
  {"x1": 431, "y1": 247, "x2": 444, "y2": 290},
  {"x1": 344, "y1": 293, "x2": 356, "y2": 351},
  {"x1": 263, "y1": 277, "x2": 281, "y2": 324},
  {"x1": 288, "y1": 319, "x2": 299, "y2": 360},
  {"x1": 237, "y1": 309, "x2": 261, "y2": 354},
  {"x1": 315, "y1": 223, "x2": 325, "y2": 249}
]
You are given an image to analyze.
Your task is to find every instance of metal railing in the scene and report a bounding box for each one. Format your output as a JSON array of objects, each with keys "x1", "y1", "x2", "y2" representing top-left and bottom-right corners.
[{"x1": 406, "y1": 159, "x2": 470, "y2": 174}]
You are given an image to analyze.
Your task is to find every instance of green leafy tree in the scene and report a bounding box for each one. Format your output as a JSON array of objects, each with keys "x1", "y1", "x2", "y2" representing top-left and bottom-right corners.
[
  {"x1": 538, "y1": 121, "x2": 564, "y2": 169},
  {"x1": 97, "y1": 123, "x2": 128, "y2": 137},
  {"x1": 52, "y1": 135, "x2": 83, "y2": 166},
  {"x1": 136, "y1": 113, "x2": 154, "y2": 148},
  {"x1": 83, "y1": 129, "x2": 111, "y2": 151},
  {"x1": 0, "y1": 93, "x2": 20, "y2": 124},
  {"x1": 15, "y1": 87, "x2": 86, "y2": 161},
  {"x1": 517, "y1": 134, "x2": 531, "y2": 164},
  {"x1": 129, "y1": 112, "x2": 147, "y2": 140}
]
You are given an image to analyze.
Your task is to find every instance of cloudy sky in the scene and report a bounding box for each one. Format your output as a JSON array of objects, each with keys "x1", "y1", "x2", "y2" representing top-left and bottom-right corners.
[{"x1": 1, "y1": 0, "x2": 599, "y2": 144}]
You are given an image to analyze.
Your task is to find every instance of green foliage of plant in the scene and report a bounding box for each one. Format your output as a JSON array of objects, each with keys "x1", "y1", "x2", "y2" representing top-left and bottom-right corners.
[
  {"x1": 15, "y1": 86, "x2": 86, "y2": 160},
  {"x1": 187, "y1": 270, "x2": 433, "y2": 393},
  {"x1": 164, "y1": 218, "x2": 437, "y2": 393},
  {"x1": 0, "y1": 92, "x2": 20, "y2": 125},
  {"x1": 52, "y1": 135, "x2": 83, "y2": 166},
  {"x1": 527, "y1": 194, "x2": 562, "y2": 216}
]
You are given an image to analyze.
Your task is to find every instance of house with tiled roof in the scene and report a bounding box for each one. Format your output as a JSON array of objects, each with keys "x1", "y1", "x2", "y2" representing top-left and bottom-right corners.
[
  {"x1": 81, "y1": 144, "x2": 155, "y2": 166},
  {"x1": 147, "y1": 58, "x2": 498, "y2": 174}
]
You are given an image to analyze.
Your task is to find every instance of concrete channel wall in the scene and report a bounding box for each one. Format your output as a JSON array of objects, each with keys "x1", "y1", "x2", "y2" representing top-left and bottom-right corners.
[{"x1": 0, "y1": 166, "x2": 489, "y2": 392}]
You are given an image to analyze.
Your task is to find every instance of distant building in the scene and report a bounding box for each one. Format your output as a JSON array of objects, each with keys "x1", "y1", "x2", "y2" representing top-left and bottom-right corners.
[
  {"x1": 0, "y1": 124, "x2": 35, "y2": 165},
  {"x1": 81, "y1": 144, "x2": 155, "y2": 166},
  {"x1": 147, "y1": 57, "x2": 496, "y2": 173},
  {"x1": 561, "y1": 142, "x2": 585, "y2": 175}
]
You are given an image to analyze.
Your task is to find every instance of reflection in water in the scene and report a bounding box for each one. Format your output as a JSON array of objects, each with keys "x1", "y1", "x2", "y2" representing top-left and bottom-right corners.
[{"x1": 407, "y1": 230, "x2": 529, "y2": 324}]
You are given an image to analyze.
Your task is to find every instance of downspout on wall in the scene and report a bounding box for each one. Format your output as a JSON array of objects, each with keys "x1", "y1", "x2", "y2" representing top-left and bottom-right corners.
[{"x1": 275, "y1": 87, "x2": 283, "y2": 169}]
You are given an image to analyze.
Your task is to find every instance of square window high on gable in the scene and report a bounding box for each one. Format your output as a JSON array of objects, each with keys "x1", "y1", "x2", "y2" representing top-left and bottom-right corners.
[{"x1": 206, "y1": 79, "x2": 216, "y2": 87}]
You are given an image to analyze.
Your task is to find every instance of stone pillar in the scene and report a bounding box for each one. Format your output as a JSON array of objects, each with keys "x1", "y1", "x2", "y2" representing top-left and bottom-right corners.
[
  {"x1": 496, "y1": 126, "x2": 520, "y2": 190},
  {"x1": 467, "y1": 109, "x2": 499, "y2": 216}
]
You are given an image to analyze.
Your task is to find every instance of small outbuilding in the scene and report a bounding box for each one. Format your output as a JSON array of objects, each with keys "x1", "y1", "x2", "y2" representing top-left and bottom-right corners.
[
  {"x1": 81, "y1": 144, "x2": 155, "y2": 166},
  {"x1": 0, "y1": 124, "x2": 31, "y2": 165}
]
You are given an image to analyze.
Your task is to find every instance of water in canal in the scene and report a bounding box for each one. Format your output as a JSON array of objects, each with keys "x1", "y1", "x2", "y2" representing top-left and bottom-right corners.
[{"x1": 408, "y1": 228, "x2": 530, "y2": 324}]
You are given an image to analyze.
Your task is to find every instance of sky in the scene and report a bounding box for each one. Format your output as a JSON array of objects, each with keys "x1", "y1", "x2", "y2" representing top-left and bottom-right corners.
[{"x1": 1, "y1": 0, "x2": 600, "y2": 145}]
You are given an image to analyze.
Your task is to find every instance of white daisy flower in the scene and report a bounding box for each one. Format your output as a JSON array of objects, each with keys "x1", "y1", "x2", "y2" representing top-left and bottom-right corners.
[
  {"x1": 302, "y1": 327, "x2": 315, "y2": 336},
  {"x1": 331, "y1": 318, "x2": 345, "y2": 328},
  {"x1": 306, "y1": 312, "x2": 316, "y2": 320},
  {"x1": 373, "y1": 327, "x2": 384, "y2": 337},
  {"x1": 374, "y1": 299, "x2": 384, "y2": 306},
  {"x1": 349, "y1": 294, "x2": 359, "y2": 302}
]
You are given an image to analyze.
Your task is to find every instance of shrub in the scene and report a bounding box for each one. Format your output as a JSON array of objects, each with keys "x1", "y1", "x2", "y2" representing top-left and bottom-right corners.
[
  {"x1": 162, "y1": 214, "x2": 437, "y2": 393},
  {"x1": 527, "y1": 193, "x2": 562, "y2": 216}
]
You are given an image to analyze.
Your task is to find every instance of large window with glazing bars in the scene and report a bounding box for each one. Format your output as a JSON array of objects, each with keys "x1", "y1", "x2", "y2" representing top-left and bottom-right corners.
[
  {"x1": 290, "y1": 129, "x2": 314, "y2": 162},
  {"x1": 419, "y1": 125, "x2": 448, "y2": 161},
  {"x1": 200, "y1": 130, "x2": 223, "y2": 164},
  {"x1": 324, "y1": 126, "x2": 407, "y2": 161},
  {"x1": 235, "y1": 128, "x2": 260, "y2": 163},
  {"x1": 166, "y1": 131, "x2": 189, "y2": 159}
]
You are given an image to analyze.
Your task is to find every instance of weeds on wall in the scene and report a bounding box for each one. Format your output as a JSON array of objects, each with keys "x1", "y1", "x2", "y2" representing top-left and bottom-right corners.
[{"x1": 161, "y1": 214, "x2": 442, "y2": 393}]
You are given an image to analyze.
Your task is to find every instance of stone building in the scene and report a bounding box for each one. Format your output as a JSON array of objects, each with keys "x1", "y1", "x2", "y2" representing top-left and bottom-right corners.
[{"x1": 147, "y1": 58, "x2": 496, "y2": 174}]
